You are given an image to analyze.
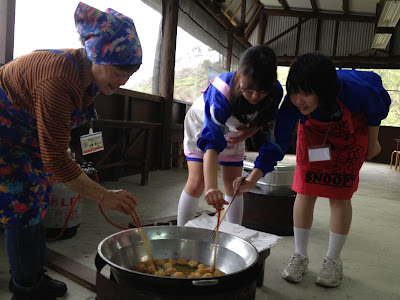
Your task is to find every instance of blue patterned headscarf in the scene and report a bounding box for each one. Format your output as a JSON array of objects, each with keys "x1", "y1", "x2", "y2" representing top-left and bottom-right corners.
[{"x1": 74, "y1": 2, "x2": 142, "y2": 65}]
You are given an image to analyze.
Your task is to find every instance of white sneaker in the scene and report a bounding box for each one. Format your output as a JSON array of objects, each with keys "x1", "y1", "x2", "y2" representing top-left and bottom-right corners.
[
  {"x1": 282, "y1": 252, "x2": 309, "y2": 283},
  {"x1": 316, "y1": 256, "x2": 344, "y2": 287}
]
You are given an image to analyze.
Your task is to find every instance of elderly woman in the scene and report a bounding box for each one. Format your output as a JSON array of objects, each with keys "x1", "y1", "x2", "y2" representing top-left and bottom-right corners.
[{"x1": 0, "y1": 3, "x2": 142, "y2": 299}]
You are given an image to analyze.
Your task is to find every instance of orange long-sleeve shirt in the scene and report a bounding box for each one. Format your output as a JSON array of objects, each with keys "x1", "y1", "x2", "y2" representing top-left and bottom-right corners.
[{"x1": 0, "y1": 49, "x2": 95, "y2": 182}]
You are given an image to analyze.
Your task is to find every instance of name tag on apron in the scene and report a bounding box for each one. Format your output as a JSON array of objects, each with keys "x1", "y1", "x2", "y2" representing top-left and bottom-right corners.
[
  {"x1": 80, "y1": 132, "x2": 104, "y2": 155},
  {"x1": 308, "y1": 145, "x2": 331, "y2": 162}
]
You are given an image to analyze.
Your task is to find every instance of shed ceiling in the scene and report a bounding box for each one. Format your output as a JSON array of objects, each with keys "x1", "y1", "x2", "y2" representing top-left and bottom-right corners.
[{"x1": 196, "y1": 0, "x2": 400, "y2": 69}]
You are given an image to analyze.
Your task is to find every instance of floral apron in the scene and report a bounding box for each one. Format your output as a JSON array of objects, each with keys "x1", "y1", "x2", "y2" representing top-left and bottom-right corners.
[
  {"x1": 0, "y1": 50, "x2": 96, "y2": 228},
  {"x1": 292, "y1": 100, "x2": 368, "y2": 200}
]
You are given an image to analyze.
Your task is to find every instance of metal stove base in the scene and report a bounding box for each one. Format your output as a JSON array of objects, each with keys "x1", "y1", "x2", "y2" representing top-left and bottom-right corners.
[
  {"x1": 96, "y1": 270, "x2": 257, "y2": 300},
  {"x1": 95, "y1": 248, "x2": 270, "y2": 300}
]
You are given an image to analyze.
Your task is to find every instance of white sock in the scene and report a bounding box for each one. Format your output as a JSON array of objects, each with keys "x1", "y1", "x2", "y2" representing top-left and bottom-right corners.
[
  {"x1": 177, "y1": 190, "x2": 200, "y2": 226},
  {"x1": 326, "y1": 231, "x2": 347, "y2": 261},
  {"x1": 294, "y1": 227, "x2": 311, "y2": 257},
  {"x1": 224, "y1": 194, "x2": 243, "y2": 225}
]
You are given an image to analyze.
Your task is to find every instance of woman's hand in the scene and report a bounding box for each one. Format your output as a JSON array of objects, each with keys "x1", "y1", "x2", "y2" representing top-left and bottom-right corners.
[
  {"x1": 204, "y1": 188, "x2": 228, "y2": 210},
  {"x1": 101, "y1": 189, "x2": 139, "y2": 215},
  {"x1": 226, "y1": 126, "x2": 260, "y2": 144}
]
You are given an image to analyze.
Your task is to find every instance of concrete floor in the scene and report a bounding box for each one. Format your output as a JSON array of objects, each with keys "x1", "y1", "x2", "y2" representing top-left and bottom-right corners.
[{"x1": 0, "y1": 154, "x2": 399, "y2": 300}]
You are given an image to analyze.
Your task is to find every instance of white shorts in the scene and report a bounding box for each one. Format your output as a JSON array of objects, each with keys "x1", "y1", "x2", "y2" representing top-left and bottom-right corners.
[{"x1": 183, "y1": 95, "x2": 245, "y2": 165}]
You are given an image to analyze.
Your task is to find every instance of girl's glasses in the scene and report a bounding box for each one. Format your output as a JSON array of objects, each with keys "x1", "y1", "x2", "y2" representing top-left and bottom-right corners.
[{"x1": 242, "y1": 88, "x2": 269, "y2": 96}]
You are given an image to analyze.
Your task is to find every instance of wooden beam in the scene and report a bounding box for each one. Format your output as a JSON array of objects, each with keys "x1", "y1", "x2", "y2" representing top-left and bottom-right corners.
[
  {"x1": 231, "y1": 2, "x2": 242, "y2": 22},
  {"x1": 295, "y1": 17, "x2": 302, "y2": 57},
  {"x1": 0, "y1": 0, "x2": 15, "y2": 64},
  {"x1": 226, "y1": 31, "x2": 233, "y2": 71},
  {"x1": 257, "y1": 10, "x2": 266, "y2": 45},
  {"x1": 310, "y1": 0, "x2": 317, "y2": 12},
  {"x1": 276, "y1": 55, "x2": 400, "y2": 69},
  {"x1": 265, "y1": 16, "x2": 313, "y2": 46},
  {"x1": 375, "y1": 49, "x2": 390, "y2": 55},
  {"x1": 115, "y1": 88, "x2": 163, "y2": 103},
  {"x1": 123, "y1": 95, "x2": 130, "y2": 121},
  {"x1": 241, "y1": 0, "x2": 246, "y2": 25},
  {"x1": 277, "y1": 0, "x2": 289, "y2": 10},
  {"x1": 343, "y1": 0, "x2": 349, "y2": 14},
  {"x1": 223, "y1": 0, "x2": 235, "y2": 14},
  {"x1": 160, "y1": 0, "x2": 179, "y2": 169},
  {"x1": 315, "y1": 18, "x2": 321, "y2": 51},
  {"x1": 93, "y1": 119, "x2": 161, "y2": 129},
  {"x1": 388, "y1": 27, "x2": 395, "y2": 56},
  {"x1": 46, "y1": 248, "x2": 96, "y2": 293},
  {"x1": 332, "y1": 20, "x2": 340, "y2": 57},
  {"x1": 263, "y1": 9, "x2": 376, "y2": 23},
  {"x1": 376, "y1": 27, "x2": 396, "y2": 34},
  {"x1": 197, "y1": 0, "x2": 252, "y2": 48},
  {"x1": 354, "y1": 48, "x2": 375, "y2": 56},
  {"x1": 244, "y1": 4, "x2": 264, "y2": 38},
  {"x1": 246, "y1": 0, "x2": 258, "y2": 18}
]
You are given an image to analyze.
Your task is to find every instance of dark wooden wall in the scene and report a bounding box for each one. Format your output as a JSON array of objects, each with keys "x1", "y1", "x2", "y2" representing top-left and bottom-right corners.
[
  {"x1": 72, "y1": 87, "x2": 399, "y2": 183},
  {"x1": 70, "y1": 88, "x2": 190, "y2": 182}
]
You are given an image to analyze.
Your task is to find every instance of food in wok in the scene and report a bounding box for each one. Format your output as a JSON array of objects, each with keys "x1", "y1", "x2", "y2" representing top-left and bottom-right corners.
[{"x1": 134, "y1": 258, "x2": 225, "y2": 278}]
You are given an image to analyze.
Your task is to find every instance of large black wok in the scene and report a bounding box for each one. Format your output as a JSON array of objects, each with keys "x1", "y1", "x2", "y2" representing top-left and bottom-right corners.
[{"x1": 97, "y1": 226, "x2": 259, "y2": 296}]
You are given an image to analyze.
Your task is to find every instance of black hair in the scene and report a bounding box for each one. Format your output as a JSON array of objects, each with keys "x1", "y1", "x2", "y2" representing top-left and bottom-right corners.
[
  {"x1": 286, "y1": 52, "x2": 338, "y2": 121},
  {"x1": 230, "y1": 45, "x2": 278, "y2": 128}
]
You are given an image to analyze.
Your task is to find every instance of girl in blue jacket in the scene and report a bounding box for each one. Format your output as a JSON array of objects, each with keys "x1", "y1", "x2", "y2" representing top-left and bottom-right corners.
[{"x1": 177, "y1": 45, "x2": 283, "y2": 226}]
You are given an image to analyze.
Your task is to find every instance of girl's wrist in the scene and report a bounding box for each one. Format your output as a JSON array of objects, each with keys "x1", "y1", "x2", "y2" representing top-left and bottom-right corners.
[{"x1": 246, "y1": 176, "x2": 258, "y2": 187}]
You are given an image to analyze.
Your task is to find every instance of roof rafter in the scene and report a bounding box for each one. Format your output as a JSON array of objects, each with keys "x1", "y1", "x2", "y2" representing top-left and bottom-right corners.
[
  {"x1": 241, "y1": 0, "x2": 246, "y2": 25},
  {"x1": 343, "y1": 0, "x2": 349, "y2": 14},
  {"x1": 244, "y1": 3, "x2": 264, "y2": 38},
  {"x1": 196, "y1": 0, "x2": 252, "y2": 48},
  {"x1": 277, "y1": 0, "x2": 289, "y2": 10},
  {"x1": 277, "y1": 55, "x2": 400, "y2": 69},
  {"x1": 265, "y1": 15, "x2": 314, "y2": 45},
  {"x1": 310, "y1": 0, "x2": 318, "y2": 12},
  {"x1": 263, "y1": 9, "x2": 376, "y2": 23}
]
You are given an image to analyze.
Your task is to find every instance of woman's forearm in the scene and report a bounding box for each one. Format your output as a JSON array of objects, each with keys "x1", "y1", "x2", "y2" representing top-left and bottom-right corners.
[{"x1": 63, "y1": 172, "x2": 107, "y2": 204}]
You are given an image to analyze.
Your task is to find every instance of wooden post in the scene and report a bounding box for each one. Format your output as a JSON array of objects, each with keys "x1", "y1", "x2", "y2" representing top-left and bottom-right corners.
[
  {"x1": 241, "y1": 0, "x2": 246, "y2": 26},
  {"x1": 226, "y1": 31, "x2": 233, "y2": 71},
  {"x1": 0, "y1": 0, "x2": 16, "y2": 65},
  {"x1": 257, "y1": 10, "x2": 266, "y2": 45},
  {"x1": 160, "y1": 0, "x2": 179, "y2": 169},
  {"x1": 332, "y1": 20, "x2": 340, "y2": 58},
  {"x1": 315, "y1": 18, "x2": 321, "y2": 52},
  {"x1": 295, "y1": 17, "x2": 302, "y2": 56}
]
